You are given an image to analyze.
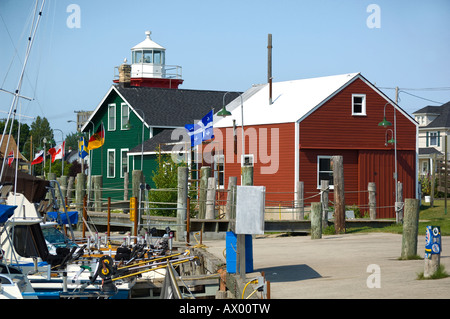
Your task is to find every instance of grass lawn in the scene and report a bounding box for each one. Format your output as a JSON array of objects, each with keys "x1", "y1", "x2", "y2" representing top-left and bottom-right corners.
[{"x1": 343, "y1": 199, "x2": 450, "y2": 236}]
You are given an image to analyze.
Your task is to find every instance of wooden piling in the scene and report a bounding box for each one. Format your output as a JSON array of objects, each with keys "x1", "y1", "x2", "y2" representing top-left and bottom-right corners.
[
  {"x1": 76, "y1": 173, "x2": 86, "y2": 213},
  {"x1": 368, "y1": 182, "x2": 376, "y2": 220},
  {"x1": 401, "y1": 198, "x2": 419, "y2": 259},
  {"x1": 225, "y1": 176, "x2": 237, "y2": 220},
  {"x1": 205, "y1": 177, "x2": 216, "y2": 219},
  {"x1": 311, "y1": 202, "x2": 322, "y2": 239},
  {"x1": 320, "y1": 180, "x2": 329, "y2": 229},
  {"x1": 176, "y1": 166, "x2": 188, "y2": 242},
  {"x1": 199, "y1": 166, "x2": 211, "y2": 219},
  {"x1": 295, "y1": 181, "x2": 304, "y2": 220},
  {"x1": 332, "y1": 156, "x2": 345, "y2": 234},
  {"x1": 93, "y1": 175, "x2": 102, "y2": 212}
]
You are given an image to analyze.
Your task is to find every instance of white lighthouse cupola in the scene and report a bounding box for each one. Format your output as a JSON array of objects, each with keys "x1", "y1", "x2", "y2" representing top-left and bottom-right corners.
[{"x1": 115, "y1": 30, "x2": 183, "y2": 89}]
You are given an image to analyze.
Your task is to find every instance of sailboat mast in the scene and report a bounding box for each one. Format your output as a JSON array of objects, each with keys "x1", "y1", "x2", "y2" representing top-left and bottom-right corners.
[{"x1": 0, "y1": 0, "x2": 46, "y2": 183}]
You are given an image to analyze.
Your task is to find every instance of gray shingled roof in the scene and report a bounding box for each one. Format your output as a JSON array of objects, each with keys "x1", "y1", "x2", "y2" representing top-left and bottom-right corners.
[
  {"x1": 413, "y1": 101, "x2": 450, "y2": 128},
  {"x1": 129, "y1": 128, "x2": 187, "y2": 153},
  {"x1": 115, "y1": 85, "x2": 242, "y2": 127}
]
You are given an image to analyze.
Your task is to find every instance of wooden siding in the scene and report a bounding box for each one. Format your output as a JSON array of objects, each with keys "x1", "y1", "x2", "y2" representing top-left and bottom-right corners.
[
  {"x1": 299, "y1": 78, "x2": 416, "y2": 151},
  {"x1": 299, "y1": 78, "x2": 417, "y2": 218},
  {"x1": 216, "y1": 122, "x2": 296, "y2": 205},
  {"x1": 89, "y1": 91, "x2": 153, "y2": 200}
]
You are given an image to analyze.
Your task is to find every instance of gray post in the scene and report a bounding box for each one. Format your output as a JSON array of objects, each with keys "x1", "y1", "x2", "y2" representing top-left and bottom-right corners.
[
  {"x1": 75, "y1": 173, "x2": 86, "y2": 212},
  {"x1": 401, "y1": 198, "x2": 419, "y2": 259},
  {"x1": 59, "y1": 175, "x2": 68, "y2": 208},
  {"x1": 295, "y1": 181, "x2": 304, "y2": 220},
  {"x1": 396, "y1": 182, "x2": 404, "y2": 223},
  {"x1": 241, "y1": 166, "x2": 253, "y2": 186},
  {"x1": 67, "y1": 176, "x2": 74, "y2": 204},
  {"x1": 424, "y1": 254, "x2": 441, "y2": 278},
  {"x1": 368, "y1": 182, "x2": 376, "y2": 220},
  {"x1": 332, "y1": 156, "x2": 345, "y2": 234},
  {"x1": 176, "y1": 166, "x2": 188, "y2": 242},
  {"x1": 321, "y1": 180, "x2": 329, "y2": 229},
  {"x1": 205, "y1": 177, "x2": 216, "y2": 219},
  {"x1": 311, "y1": 202, "x2": 322, "y2": 239},
  {"x1": 225, "y1": 176, "x2": 237, "y2": 219},
  {"x1": 93, "y1": 175, "x2": 102, "y2": 212},
  {"x1": 198, "y1": 166, "x2": 211, "y2": 219},
  {"x1": 124, "y1": 171, "x2": 129, "y2": 201},
  {"x1": 132, "y1": 170, "x2": 144, "y2": 200}
]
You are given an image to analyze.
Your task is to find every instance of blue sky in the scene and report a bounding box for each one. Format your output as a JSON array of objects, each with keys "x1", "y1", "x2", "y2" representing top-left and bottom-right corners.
[{"x1": 1, "y1": 0, "x2": 449, "y2": 139}]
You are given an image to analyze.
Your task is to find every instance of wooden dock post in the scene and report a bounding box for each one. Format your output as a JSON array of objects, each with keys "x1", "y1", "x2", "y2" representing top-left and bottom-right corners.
[
  {"x1": 401, "y1": 198, "x2": 419, "y2": 259},
  {"x1": 177, "y1": 166, "x2": 188, "y2": 242},
  {"x1": 332, "y1": 156, "x2": 345, "y2": 234},
  {"x1": 93, "y1": 175, "x2": 102, "y2": 212},
  {"x1": 76, "y1": 173, "x2": 86, "y2": 213},
  {"x1": 311, "y1": 202, "x2": 322, "y2": 239},
  {"x1": 368, "y1": 182, "x2": 376, "y2": 220},
  {"x1": 198, "y1": 166, "x2": 211, "y2": 219},
  {"x1": 205, "y1": 177, "x2": 216, "y2": 219},
  {"x1": 225, "y1": 176, "x2": 237, "y2": 220},
  {"x1": 320, "y1": 180, "x2": 329, "y2": 229},
  {"x1": 396, "y1": 182, "x2": 404, "y2": 223},
  {"x1": 295, "y1": 181, "x2": 304, "y2": 220}
]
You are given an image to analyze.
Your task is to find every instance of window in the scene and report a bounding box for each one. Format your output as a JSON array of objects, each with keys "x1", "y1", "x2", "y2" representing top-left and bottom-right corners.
[
  {"x1": 107, "y1": 149, "x2": 115, "y2": 178},
  {"x1": 143, "y1": 50, "x2": 153, "y2": 63},
  {"x1": 153, "y1": 51, "x2": 162, "y2": 64},
  {"x1": 133, "y1": 50, "x2": 143, "y2": 63},
  {"x1": 214, "y1": 155, "x2": 225, "y2": 189},
  {"x1": 120, "y1": 149, "x2": 129, "y2": 178},
  {"x1": 352, "y1": 94, "x2": 366, "y2": 116},
  {"x1": 427, "y1": 132, "x2": 441, "y2": 146},
  {"x1": 121, "y1": 103, "x2": 129, "y2": 130},
  {"x1": 108, "y1": 104, "x2": 116, "y2": 131},
  {"x1": 317, "y1": 156, "x2": 334, "y2": 189}
]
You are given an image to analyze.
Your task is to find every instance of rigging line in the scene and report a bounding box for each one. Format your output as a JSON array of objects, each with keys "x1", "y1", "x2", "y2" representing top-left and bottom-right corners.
[
  {"x1": 0, "y1": 0, "x2": 46, "y2": 181},
  {"x1": 378, "y1": 87, "x2": 450, "y2": 91},
  {"x1": 0, "y1": 3, "x2": 36, "y2": 88}
]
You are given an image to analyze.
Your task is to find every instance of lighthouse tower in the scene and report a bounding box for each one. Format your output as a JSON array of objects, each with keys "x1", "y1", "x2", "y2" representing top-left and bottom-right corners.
[{"x1": 114, "y1": 31, "x2": 183, "y2": 89}]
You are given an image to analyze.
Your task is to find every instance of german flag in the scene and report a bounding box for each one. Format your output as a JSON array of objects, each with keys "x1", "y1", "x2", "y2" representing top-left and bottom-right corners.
[{"x1": 87, "y1": 123, "x2": 105, "y2": 151}]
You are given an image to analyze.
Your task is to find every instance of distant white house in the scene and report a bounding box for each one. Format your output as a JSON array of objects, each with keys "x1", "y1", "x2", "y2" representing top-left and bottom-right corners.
[{"x1": 412, "y1": 101, "x2": 450, "y2": 176}]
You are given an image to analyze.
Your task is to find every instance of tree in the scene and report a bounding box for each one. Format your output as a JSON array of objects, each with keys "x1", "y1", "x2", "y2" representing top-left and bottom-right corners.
[
  {"x1": 148, "y1": 148, "x2": 195, "y2": 217},
  {"x1": 30, "y1": 116, "x2": 54, "y2": 154}
]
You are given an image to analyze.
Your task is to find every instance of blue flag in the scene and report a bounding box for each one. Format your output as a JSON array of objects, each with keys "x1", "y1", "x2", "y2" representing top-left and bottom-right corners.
[
  {"x1": 78, "y1": 136, "x2": 88, "y2": 159},
  {"x1": 185, "y1": 110, "x2": 214, "y2": 147}
]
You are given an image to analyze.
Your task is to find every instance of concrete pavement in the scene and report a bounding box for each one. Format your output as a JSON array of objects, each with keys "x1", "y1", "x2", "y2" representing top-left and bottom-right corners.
[{"x1": 203, "y1": 232, "x2": 450, "y2": 299}]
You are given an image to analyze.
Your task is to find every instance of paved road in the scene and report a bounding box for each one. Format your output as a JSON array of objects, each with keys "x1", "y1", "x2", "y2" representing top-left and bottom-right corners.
[{"x1": 203, "y1": 232, "x2": 450, "y2": 299}]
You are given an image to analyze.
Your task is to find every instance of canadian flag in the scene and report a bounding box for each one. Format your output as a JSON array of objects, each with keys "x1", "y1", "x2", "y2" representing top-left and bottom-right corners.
[{"x1": 48, "y1": 142, "x2": 65, "y2": 163}]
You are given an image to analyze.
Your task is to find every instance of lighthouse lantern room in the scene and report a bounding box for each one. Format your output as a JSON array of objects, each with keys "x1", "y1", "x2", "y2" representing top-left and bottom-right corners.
[{"x1": 115, "y1": 31, "x2": 183, "y2": 89}]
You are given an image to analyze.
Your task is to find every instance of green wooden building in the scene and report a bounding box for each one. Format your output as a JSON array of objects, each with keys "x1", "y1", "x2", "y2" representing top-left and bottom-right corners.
[{"x1": 81, "y1": 84, "x2": 231, "y2": 201}]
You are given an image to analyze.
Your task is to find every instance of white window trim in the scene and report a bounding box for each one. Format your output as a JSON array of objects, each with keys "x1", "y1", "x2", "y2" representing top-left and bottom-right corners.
[
  {"x1": 214, "y1": 154, "x2": 225, "y2": 189},
  {"x1": 120, "y1": 148, "x2": 129, "y2": 178},
  {"x1": 108, "y1": 103, "x2": 116, "y2": 131},
  {"x1": 107, "y1": 149, "x2": 116, "y2": 178},
  {"x1": 352, "y1": 94, "x2": 366, "y2": 116},
  {"x1": 121, "y1": 103, "x2": 130, "y2": 130},
  {"x1": 317, "y1": 155, "x2": 335, "y2": 190}
]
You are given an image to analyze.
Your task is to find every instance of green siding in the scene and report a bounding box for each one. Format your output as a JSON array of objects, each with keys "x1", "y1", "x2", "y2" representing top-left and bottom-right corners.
[{"x1": 88, "y1": 91, "x2": 153, "y2": 201}]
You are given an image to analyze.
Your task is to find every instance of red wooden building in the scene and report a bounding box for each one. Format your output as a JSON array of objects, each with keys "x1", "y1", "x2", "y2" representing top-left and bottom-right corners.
[{"x1": 211, "y1": 73, "x2": 418, "y2": 218}]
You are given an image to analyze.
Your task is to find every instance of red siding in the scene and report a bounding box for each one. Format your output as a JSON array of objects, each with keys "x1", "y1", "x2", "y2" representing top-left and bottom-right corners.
[
  {"x1": 299, "y1": 78, "x2": 417, "y2": 218},
  {"x1": 215, "y1": 122, "x2": 296, "y2": 205},
  {"x1": 211, "y1": 76, "x2": 417, "y2": 219}
]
